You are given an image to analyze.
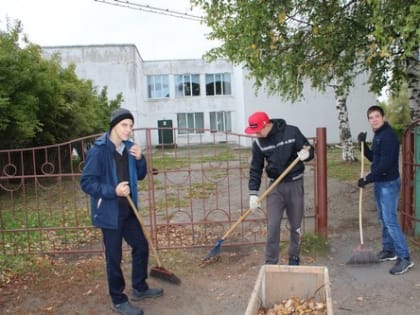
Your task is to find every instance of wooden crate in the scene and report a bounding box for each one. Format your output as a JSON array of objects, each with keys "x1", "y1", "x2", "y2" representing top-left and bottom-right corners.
[{"x1": 245, "y1": 265, "x2": 333, "y2": 315}]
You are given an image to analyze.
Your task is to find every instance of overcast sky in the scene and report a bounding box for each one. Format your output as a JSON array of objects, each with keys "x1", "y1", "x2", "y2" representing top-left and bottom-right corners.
[{"x1": 1, "y1": 0, "x2": 219, "y2": 60}]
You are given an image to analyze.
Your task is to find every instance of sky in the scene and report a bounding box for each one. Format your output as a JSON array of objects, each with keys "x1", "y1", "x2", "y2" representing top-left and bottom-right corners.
[{"x1": 0, "y1": 0, "x2": 219, "y2": 60}]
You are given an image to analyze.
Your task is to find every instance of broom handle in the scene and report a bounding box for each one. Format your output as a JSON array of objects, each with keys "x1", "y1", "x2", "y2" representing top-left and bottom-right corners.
[
  {"x1": 221, "y1": 155, "x2": 302, "y2": 241},
  {"x1": 126, "y1": 195, "x2": 162, "y2": 267},
  {"x1": 359, "y1": 142, "x2": 365, "y2": 245}
]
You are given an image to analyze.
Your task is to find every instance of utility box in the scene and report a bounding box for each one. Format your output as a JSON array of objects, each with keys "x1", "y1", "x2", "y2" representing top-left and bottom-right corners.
[{"x1": 245, "y1": 265, "x2": 333, "y2": 315}]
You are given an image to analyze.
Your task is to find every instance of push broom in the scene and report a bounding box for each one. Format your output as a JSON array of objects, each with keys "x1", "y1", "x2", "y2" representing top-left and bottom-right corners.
[
  {"x1": 126, "y1": 195, "x2": 181, "y2": 284},
  {"x1": 201, "y1": 155, "x2": 303, "y2": 265},
  {"x1": 347, "y1": 141, "x2": 378, "y2": 265}
]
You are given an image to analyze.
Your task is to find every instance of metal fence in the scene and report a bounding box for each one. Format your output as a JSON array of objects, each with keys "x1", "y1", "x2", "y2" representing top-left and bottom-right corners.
[
  {"x1": 401, "y1": 120, "x2": 420, "y2": 236},
  {"x1": 0, "y1": 128, "x2": 327, "y2": 255}
]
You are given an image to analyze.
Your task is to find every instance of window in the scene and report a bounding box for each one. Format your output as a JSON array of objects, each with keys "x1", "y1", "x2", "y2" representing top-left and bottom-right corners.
[
  {"x1": 147, "y1": 75, "x2": 169, "y2": 98},
  {"x1": 210, "y1": 111, "x2": 232, "y2": 132},
  {"x1": 206, "y1": 73, "x2": 231, "y2": 96},
  {"x1": 177, "y1": 112, "x2": 204, "y2": 134},
  {"x1": 175, "y1": 74, "x2": 200, "y2": 97}
]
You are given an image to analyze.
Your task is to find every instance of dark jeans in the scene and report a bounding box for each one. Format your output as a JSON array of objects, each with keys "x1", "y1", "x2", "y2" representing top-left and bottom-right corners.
[
  {"x1": 265, "y1": 178, "x2": 304, "y2": 264},
  {"x1": 102, "y1": 206, "x2": 149, "y2": 304}
]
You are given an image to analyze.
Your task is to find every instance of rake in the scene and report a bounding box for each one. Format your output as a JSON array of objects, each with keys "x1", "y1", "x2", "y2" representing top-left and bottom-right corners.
[
  {"x1": 201, "y1": 155, "x2": 302, "y2": 265},
  {"x1": 126, "y1": 195, "x2": 181, "y2": 284},
  {"x1": 346, "y1": 141, "x2": 378, "y2": 265}
]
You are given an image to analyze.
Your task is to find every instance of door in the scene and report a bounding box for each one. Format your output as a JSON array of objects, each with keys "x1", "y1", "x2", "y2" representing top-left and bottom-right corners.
[{"x1": 157, "y1": 120, "x2": 173, "y2": 145}]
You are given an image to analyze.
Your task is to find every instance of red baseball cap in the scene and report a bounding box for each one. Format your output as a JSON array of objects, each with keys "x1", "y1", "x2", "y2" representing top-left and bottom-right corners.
[{"x1": 244, "y1": 112, "x2": 270, "y2": 134}]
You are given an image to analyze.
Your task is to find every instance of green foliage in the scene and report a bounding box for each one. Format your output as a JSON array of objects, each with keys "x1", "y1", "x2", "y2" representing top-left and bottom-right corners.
[
  {"x1": 192, "y1": 0, "x2": 420, "y2": 102},
  {"x1": 0, "y1": 20, "x2": 123, "y2": 149},
  {"x1": 382, "y1": 85, "x2": 411, "y2": 140},
  {"x1": 300, "y1": 232, "x2": 329, "y2": 257}
]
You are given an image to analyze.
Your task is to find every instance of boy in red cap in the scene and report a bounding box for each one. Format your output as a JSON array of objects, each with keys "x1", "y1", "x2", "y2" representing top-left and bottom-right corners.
[{"x1": 245, "y1": 111, "x2": 314, "y2": 265}]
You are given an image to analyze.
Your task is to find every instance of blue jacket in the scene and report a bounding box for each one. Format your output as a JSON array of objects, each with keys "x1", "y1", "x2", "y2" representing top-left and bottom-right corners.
[
  {"x1": 249, "y1": 119, "x2": 314, "y2": 194},
  {"x1": 364, "y1": 122, "x2": 399, "y2": 183},
  {"x1": 80, "y1": 132, "x2": 147, "y2": 229}
]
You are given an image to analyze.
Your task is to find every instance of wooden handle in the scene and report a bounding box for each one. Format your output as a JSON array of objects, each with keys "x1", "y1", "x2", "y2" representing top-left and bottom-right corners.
[
  {"x1": 221, "y1": 156, "x2": 301, "y2": 241},
  {"x1": 126, "y1": 195, "x2": 162, "y2": 267},
  {"x1": 359, "y1": 142, "x2": 365, "y2": 245}
]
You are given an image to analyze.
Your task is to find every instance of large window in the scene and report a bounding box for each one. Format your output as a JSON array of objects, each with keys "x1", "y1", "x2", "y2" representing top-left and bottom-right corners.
[
  {"x1": 210, "y1": 111, "x2": 232, "y2": 132},
  {"x1": 175, "y1": 74, "x2": 200, "y2": 97},
  {"x1": 206, "y1": 73, "x2": 231, "y2": 96},
  {"x1": 147, "y1": 75, "x2": 169, "y2": 98},
  {"x1": 177, "y1": 112, "x2": 204, "y2": 134}
]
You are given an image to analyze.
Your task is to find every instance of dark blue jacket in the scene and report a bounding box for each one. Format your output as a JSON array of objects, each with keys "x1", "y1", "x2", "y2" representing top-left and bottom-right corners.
[
  {"x1": 364, "y1": 122, "x2": 399, "y2": 183},
  {"x1": 80, "y1": 132, "x2": 147, "y2": 229},
  {"x1": 249, "y1": 119, "x2": 314, "y2": 194}
]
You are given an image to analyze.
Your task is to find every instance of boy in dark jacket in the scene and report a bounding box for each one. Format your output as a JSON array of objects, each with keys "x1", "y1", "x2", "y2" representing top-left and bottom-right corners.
[
  {"x1": 358, "y1": 105, "x2": 414, "y2": 275},
  {"x1": 81, "y1": 108, "x2": 162, "y2": 315},
  {"x1": 245, "y1": 111, "x2": 314, "y2": 265}
]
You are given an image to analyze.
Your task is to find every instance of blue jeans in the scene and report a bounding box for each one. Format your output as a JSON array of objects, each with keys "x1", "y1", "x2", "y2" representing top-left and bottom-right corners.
[{"x1": 374, "y1": 177, "x2": 410, "y2": 259}]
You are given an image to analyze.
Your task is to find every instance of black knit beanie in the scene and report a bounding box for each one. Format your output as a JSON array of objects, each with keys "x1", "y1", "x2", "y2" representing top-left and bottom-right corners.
[{"x1": 109, "y1": 108, "x2": 134, "y2": 131}]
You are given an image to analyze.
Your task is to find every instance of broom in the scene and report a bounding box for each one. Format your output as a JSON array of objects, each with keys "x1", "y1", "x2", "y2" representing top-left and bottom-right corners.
[
  {"x1": 347, "y1": 141, "x2": 379, "y2": 265},
  {"x1": 126, "y1": 195, "x2": 181, "y2": 284},
  {"x1": 202, "y1": 155, "x2": 302, "y2": 265}
]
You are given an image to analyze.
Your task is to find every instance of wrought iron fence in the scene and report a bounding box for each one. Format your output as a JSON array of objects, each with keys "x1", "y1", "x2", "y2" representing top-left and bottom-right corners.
[{"x1": 0, "y1": 128, "x2": 325, "y2": 255}]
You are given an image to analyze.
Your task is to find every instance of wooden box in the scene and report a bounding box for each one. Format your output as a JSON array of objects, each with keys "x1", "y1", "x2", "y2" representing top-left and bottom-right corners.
[{"x1": 245, "y1": 265, "x2": 333, "y2": 315}]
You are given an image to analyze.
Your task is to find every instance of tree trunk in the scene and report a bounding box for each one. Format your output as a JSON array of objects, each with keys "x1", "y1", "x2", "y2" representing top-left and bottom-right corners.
[
  {"x1": 407, "y1": 49, "x2": 420, "y2": 121},
  {"x1": 334, "y1": 90, "x2": 356, "y2": 161}
]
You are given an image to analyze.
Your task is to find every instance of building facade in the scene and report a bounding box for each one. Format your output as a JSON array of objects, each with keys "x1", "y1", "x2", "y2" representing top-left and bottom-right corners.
[{"x1": 42, "y1": 44, "x2": 377, "y2": 145}]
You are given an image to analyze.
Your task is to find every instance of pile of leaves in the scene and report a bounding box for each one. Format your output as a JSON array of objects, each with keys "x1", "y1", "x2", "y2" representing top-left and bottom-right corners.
[{"x1": 258, "y1": 296, "x2": 327, "y2": 315}]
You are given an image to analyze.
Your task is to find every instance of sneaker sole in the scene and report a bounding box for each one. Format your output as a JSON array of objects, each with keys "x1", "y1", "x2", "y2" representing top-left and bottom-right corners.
[
  {"x1": 379, "y1": 256, "x2": 397, "y2": 262},
  {"x1": 390, "y1": 261, "x2": 415, "y2": 275},
  {"x1": 112, "y1": 305, "x2": 144, "y2": 315},
  {"x1": 131, "y1": 292, "x2": 163, "y2": 301}
]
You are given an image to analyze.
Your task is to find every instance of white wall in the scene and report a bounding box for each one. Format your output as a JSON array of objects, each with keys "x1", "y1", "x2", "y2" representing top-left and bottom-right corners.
[{"x1": 241, "y1": 70, "x2": 376, "y2": 143}]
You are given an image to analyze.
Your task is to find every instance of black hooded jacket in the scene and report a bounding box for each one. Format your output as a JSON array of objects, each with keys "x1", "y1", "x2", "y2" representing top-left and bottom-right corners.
[{"x1": 248, "y1": 119, "x2": 314, "y2": 194}]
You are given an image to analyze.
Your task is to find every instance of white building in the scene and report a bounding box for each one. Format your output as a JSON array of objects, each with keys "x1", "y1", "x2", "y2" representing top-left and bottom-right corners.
[{"x1": 42, "y1": 44, "x2": 376, "y2": 145}]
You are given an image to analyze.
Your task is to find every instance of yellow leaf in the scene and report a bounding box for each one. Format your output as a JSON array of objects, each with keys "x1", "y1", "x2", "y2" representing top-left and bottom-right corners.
[{"x1": 278, "y1": 12, "x2": 286, "y2": 24}]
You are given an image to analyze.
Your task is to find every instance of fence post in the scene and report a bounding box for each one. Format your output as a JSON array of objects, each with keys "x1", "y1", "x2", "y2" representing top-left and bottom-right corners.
[{"x1": 315, "y1": 127, "x2": 328, "y2": 238}]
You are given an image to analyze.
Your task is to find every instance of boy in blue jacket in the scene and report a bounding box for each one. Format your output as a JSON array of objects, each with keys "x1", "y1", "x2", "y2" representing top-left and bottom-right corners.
[{"x1": 81, "y1": 108, "x2": 162, "y2": 315}]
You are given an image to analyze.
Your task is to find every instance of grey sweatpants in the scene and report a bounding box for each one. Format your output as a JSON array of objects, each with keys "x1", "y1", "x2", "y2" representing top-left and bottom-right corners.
[{"x1": 265, "y1": 178, "x2": 304, "y2": 264}]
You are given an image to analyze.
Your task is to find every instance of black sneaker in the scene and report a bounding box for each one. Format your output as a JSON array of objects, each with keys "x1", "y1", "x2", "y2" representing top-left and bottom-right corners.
[
  {"x1": 377, "y1": 250, "x2": 397, "y2": 262},
  {"x1": 288, "y1": 255, "x2": 300, "y2": 266},
  {"x1": 131, "y1": 287, "x2": 163, "y2": 301},
  {"x1": 389, "y1": 258, "x2": 414, "y2": 275},
  {"x1": 112, "y1": 301, "x2": 143, "y2": 315}
]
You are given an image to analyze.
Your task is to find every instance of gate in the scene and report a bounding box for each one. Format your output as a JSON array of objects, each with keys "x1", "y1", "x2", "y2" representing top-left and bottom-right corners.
[
  {"x1": 401, "y1": 120, "x2": 420, "y2": 235},
  {"x1": 0, "y1": 128, "x2": 327, "y2": 255}
]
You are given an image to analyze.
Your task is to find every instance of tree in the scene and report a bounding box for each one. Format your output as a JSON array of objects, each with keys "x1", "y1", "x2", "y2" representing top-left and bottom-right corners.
[
  {"x1": 382, "y1": 84, "x2": 411, "y2": 140},
  {"x1": 191, "y1": 0, "x2": 420, "y2": 160},
  {"x1": 0, "y1": 20, "x2": 122, "y2": 149}
]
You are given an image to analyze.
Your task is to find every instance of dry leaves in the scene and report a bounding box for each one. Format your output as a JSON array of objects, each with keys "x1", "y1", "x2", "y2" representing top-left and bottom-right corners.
[{"x1": 258, "y1": 296, "x2": 327, "y2": 315}]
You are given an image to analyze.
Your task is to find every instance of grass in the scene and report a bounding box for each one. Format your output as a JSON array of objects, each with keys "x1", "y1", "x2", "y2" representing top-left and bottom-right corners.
[
  {"x1": 326, "y1": 146, "x2": 370, "y2": 181},
  {"x1": 300, "y1": 233, "x2": 330, "y2": 257},
  {"x1": 150, "y1": 144, "x2": 237, "y2": 170}
]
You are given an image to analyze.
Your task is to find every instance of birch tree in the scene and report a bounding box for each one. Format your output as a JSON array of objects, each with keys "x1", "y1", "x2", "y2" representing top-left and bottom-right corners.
[{"x1": 192, "y1": 0, "x2": 420, "y2": 160}]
